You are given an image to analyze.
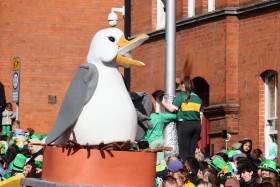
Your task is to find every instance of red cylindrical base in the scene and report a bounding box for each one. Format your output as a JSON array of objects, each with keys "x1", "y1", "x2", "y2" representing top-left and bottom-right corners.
[{"x1": 42, "y1": 146, "x2": 156, "y2": 186}]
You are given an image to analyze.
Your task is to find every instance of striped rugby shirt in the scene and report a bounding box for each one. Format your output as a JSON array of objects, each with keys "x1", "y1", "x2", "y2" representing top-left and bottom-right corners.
[{"x1": 172, "y1": 91, "x2": 203, "y2": 121}]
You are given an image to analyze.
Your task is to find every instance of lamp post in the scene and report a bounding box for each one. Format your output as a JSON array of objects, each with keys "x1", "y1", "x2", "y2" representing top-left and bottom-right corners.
[{"x1": 163, "y1": 0, "x2": 179, "y2": 159}]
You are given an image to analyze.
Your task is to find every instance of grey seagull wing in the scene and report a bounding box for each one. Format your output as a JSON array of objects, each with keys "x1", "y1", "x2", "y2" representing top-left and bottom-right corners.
[{"x1": 45, "y1": 64, "x2": 98, "y2": 144}]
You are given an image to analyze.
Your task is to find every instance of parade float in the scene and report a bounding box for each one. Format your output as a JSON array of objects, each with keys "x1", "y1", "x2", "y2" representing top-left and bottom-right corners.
[{"x1": 22, "y1": 28, "x2": 170, "y2": 187}]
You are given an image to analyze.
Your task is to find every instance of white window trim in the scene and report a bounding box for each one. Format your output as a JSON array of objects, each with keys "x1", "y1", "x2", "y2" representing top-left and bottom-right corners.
[
  {"x1": 208, "y1": 0, "x2": 215, "y2": 12},
  {"x1": 156, "y1": 0, "x2": 166, "y2": 30},
  {"x1": 264, "y1": 71, "x2": 278, "y2": 157},
  {"x1": 188, "y1": 0, "x2": 195, "y2": 18}
]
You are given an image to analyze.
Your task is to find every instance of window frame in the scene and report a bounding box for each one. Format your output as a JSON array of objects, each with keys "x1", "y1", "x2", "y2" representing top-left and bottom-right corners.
[{"x1": 264, "y1": 71, "x2": 278, "y2": 157}]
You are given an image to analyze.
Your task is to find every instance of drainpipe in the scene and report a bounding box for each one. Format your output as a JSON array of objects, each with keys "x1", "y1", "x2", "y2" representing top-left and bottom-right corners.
[{"x1": 124, "y1": 0, "x2": 131, "y2": 91}]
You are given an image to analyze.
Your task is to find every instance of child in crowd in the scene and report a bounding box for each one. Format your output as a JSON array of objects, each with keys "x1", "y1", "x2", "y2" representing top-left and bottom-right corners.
[
  {"x1": 237, "y1": 139, "x2": 252, "y2": 158},
  {"x1": 145, "y1": 91, "x2": 177, "y2": 167},
  {"x1": 252, "y1": 148, "x2": 263, "y2": 166},
  {"x1": 173, "y1": 168, "x2": 195, "y2": 187},
  {"x1": 9, "y1": 153, "x2": 27, "y2": 177},
  {"x1": 23, "y1": 160, "x2": 36, "y2": 178},
  {"x1": 12, "y1": 120, "x2": 25, "y2": 137},
  {"x1": 1, "y1": 103, "x2": 16, "y2": 136},
  {"x1": 0, "y1": 144, "x2": 19, "y2": 177},
  {"x1": 162, "y1": 176, "x2": 179, "y2": 187},
  {"x1": 27, "y1": 128, "x2": 42, "y2": 140}
]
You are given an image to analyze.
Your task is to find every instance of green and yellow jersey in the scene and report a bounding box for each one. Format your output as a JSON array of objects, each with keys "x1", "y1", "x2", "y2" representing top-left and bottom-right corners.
[{"x1": 172, "y1": 91, "x2": 203, "y2": 122}]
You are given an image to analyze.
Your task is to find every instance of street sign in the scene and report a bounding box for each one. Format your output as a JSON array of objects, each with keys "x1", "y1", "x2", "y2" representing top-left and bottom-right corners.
[{"x1": 12, "y1": 57, "x2": 21, "y2": 103}]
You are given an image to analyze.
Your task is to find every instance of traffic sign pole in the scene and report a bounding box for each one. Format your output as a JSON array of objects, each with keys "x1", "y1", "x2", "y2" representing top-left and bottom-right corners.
[{"x1": 12, "y1": 56, "x2": 21, "y2": 120}]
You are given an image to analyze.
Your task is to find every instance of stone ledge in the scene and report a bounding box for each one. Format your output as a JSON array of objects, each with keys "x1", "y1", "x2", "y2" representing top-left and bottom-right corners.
[
  {"x1": 208, "y1": 130, "x2": 239, "y2": 137},
  {"x1": 203, "y1": 103, "x2": 240, "y2": 120}
]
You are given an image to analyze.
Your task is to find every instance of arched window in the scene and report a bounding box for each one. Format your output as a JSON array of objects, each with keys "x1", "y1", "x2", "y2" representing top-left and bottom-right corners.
[{"x1": 261, "y1": 70, "x2": 278, "y2": 158}]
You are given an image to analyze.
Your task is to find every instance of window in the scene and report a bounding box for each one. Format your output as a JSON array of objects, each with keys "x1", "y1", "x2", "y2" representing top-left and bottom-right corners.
[
  {"x1": 264, "y1": 71, "x2": 278, "y2": 158},
  {"x1": 208, "y1": 0, "x2": 215, "y2": 12},
  {"x1": 188, "y1": 0, "x2": 195, "y2": 17},
  {"x1": 156, "y1": 0, "x2": 166, "y2": 29}
]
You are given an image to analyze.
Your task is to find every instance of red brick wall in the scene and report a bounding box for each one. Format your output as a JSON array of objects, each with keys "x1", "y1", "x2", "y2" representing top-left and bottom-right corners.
[
  {"x1": 131, "y1": 0, "x2": 269, "y2": 36},
  {"x1": 130, "y1": 5, "x2": 280, "y2": 154},
  {"x1": 0, "y1": 0, "x2": 124, "y2": 134},
  {"x1": 238, "y1": 6, "x2": 280, "y2": 155},
  {"x1": 131, "y1": 0, "x2": 152, "y2": 35}
]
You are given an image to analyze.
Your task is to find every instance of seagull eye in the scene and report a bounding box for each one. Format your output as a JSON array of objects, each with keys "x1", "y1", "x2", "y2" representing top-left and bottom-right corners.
[{"x1": 108, "y1": 36, "x2": 115, "y2": 42}]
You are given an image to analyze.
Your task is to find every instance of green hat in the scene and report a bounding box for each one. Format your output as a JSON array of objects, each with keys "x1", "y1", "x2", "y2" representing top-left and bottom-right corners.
[
  {"x1": 156, "y1": 165, "x2": 165, "y2": 172},
  {"x1": 30, "y1": 133, "x2": 42, "y2": 140},
  {"x1": 10, "y1": 154, "x2": 27, "y2": 172},
  {"x1": 0, "y1": 141, "x2": 8, "y2": 154},
  {"x1": 1, "y1": 173, "x2": 11, "y2": 181},
  {"x1": 219, "y1": 163, "x2": 233, "y2": 180},
  {"x1": 208, "y1": 157, "x2": 227, "y2": 172},
  {"x1": 232, "y1": 143, "x2": 242, "y2": 150},
  {"x1": 259, "y1": 159, "x2": 279, "y2": 175},
  {"x1": 35, "y1": 160, "x2": 42, "y2": 168},
  {"x1": 41, "y1": 134, "x2": 48, "y2": 139},
  {"x1": 225, "y1": 150, "x2": 238, "y2": 158}
]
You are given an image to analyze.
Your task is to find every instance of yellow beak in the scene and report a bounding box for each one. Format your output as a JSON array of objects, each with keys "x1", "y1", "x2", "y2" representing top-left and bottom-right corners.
[{"x1": 115, "y1": 34, "x2": 149, "y2": 67}]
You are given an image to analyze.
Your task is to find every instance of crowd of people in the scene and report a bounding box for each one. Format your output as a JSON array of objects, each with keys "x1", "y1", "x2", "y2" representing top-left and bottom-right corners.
[
  {"x1": 153, "y1": 140, "x2": 280, "y2": 187},
  {"x1": 143, "y1": 76, "x2": 280, "y2": 187},
  {"x1": 0, "y1": 101, "x2": 46, "y2": 183},
  {"x1": 0, "y1": 79, "x2": 279, "y2": 187}
]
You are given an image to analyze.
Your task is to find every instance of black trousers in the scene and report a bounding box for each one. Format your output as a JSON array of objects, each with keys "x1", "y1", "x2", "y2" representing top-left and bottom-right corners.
[{"x1": 178, "y1": 120, "x2": 201, "y2": 162}]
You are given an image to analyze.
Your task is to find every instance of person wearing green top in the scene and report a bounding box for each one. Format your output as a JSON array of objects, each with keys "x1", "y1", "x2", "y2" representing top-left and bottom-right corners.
[
  {"x1": 145, "y1": 112, "x2": 177, "y2": 167},
  {"x1": 162, "y1": 76, "x2": 203, "y2": 161}
]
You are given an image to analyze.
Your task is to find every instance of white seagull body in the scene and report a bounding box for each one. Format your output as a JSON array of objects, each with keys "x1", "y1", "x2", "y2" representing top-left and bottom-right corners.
[{"x1": 46, "y1": 28, "x2": 149, "y2": 145}]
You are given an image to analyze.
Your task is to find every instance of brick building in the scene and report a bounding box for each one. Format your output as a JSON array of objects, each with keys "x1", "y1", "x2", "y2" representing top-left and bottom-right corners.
[
  {"x1": 0, "y1": 0, "x2": 124, "y2": 134},
  {"x1": 0, "y1": 0, "x2": 279, "y2": 157},
  {"x1": 130, "y1": 0, "x2": 280, "y2": 156}
]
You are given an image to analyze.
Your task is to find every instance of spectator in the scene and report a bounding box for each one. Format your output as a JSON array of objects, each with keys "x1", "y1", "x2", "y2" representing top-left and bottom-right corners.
[
  {"x1": 0, "y1": 144, "x2": 19, "y2": 176},
  {"x1": 145, "y1": 109, "x2": 176, "y2": 166},
  {"x1": 195, "y1": 146, "x2": 210, "y2": 160},
  {"x1": 28, "y1": 139, "x2": 43, "y2": 171},
  {"x1": 12, "y1": 120, "x2": 25, "y2": 138},
  {"x1": 2, "y1": 103, "x2": 16, "y2": 136},
  {"x1": 23, "y1": 160, "x2": 36, "y2": 178},
  {"x1": 258, "y1": 160, "x2": 278, "y2": 183},
  {"x1": 162, "y1": 176, "x2": 179, "y2": 187},
  {"x1": 185, "y1": 157, "x2": 200, "y2": 185},
  {"x1": 238, "y1": 139, "x2": 252, "y2": 158},
  {"x1": 27, "y1": 128, "x2": 42, "y2": 140},
  {"x1": 9, "y1": 153, "x2": 27, "y2": 177},
  {"x1": 262, "y1": 177, "x2": 278, "y2": 187},
  {"x1": 252, "y1": 149, "x2": 263, "y2": 166},
  {"x1": 225, "y1": 176, "x2": 240, "y2": 187},
  {"x1": 162, "y1": 76, "x2": 203, "y2": 161},
  {"x1": 239, "y1": 162, "x2": 259, "y2": 186},
  {"x1": 173, "y1": 168, "x2": 195, "y2": 187},
  {"x1": 195, "y1": 153, "x2": 205, "y2": 162},
  {"x1": 167, "y1": 156, "x2": 180, "y2": 167},
  {"x1": 225, "y1": 150, "x2": 238, "y2": 162},
  {"x1": 168, "y1": 161, "x2": 183, "y2": 176},
  {"x1": 197, "y1": 181, "x2": 213, "y2": 187},
  {"x1": 207, "y1": 157, "x2": 227, "y2": 172},
  {"x1": 215, "y1": 152, "x2": 229, "y2": 162},
  {"x1": 202, "y1": 168, "x2": 220, "y2": 187},
  {"x1": 197, "y1": 161, "x2": 209, "y2": 183},
  {"x1": 156, "y1": 165, "x2": 169, "y2": 186}
]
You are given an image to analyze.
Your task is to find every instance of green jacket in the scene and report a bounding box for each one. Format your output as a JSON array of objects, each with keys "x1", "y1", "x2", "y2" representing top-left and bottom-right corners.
[{"x1": 145, "y1": 113, "x2": 177, "y2": 143}]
